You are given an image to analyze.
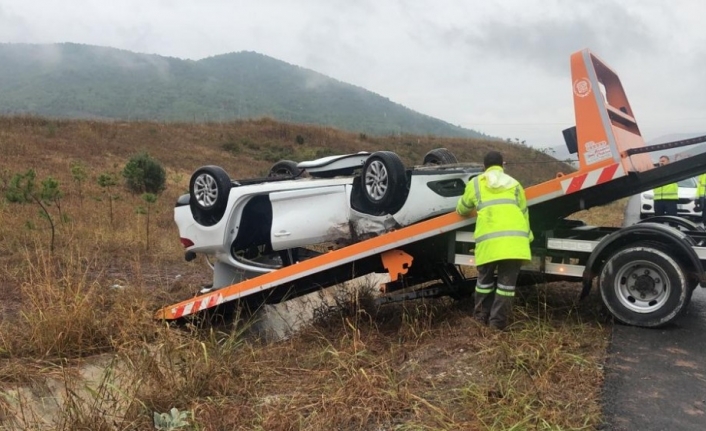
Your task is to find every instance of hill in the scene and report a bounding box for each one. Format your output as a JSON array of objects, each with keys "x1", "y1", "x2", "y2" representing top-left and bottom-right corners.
[
  {"x1": 0, "y1": 116, "x2": 571, "y2": 197},
  {"x1": 0, "y1": 43, "x2": 490, "y2": 139}
]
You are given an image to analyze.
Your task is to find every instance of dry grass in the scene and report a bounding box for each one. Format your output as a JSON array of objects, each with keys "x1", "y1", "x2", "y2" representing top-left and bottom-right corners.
[
  {"x1": 1, "y1": 290, "x2": 608, "y2": 430},
  {"x1": 0, "y1": 116, "x2": 609, "y2": 430},
  {"x1": 568, "y1": 198, "x2": 628, "y2": 228},
  {"x1": 0, "y1": 272, "x2": 609, "y2": 430}
]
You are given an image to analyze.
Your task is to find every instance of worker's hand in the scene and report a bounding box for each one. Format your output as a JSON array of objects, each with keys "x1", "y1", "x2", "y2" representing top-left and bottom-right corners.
[{"x1": 695, "y1": 198, "x2": 704, "y2": 212}]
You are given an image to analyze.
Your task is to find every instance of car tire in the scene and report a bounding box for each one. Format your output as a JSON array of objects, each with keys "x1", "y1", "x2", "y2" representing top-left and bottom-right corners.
[
  {"x1": 599, "y1": 242, "x2": 689, "y2": 327},
  {"x1": 361, "y1": 151, "x2": 407, "y2": 213},
  {"x1": 268, "y1": 160, "x2": 302, "y2": 178},
  {"x1": 423, "y1": 148, "x2": 458, "y2": 165},
  {"x1": 189, "y1": 166, "x2": 231, "y2": 226}
]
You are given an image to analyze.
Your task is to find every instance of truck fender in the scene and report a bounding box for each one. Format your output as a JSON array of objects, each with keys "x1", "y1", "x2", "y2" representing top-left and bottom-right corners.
[{"x1": 580, "y1": 223, "x2": 702, "y2": 299}]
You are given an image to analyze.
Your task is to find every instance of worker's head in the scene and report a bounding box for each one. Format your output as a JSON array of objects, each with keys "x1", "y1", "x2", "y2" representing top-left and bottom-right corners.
[
  {"x1": 484, "y1": 151, "x2": 504, "y2": 169},
  {"x1": 659, "y1": 155, "x2": 670, "y2": 166}
]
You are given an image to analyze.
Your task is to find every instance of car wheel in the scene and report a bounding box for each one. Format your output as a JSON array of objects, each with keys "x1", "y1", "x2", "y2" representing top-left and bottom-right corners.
[
  {"x1": 189, "y1": 166, "x2": 231, "y2": 225},
  {"x1": 268, "y1": 160, "x2": 302, "y2": 178},
  {"x1": 361, "y1": 151, "x2": 407, "y2": 213},
  {"x1": 423, "y1": 148, "x2": 458, "y2": 165},
  {"x1": 599, "y1": 242, "x2": 689, "y2": 327}
]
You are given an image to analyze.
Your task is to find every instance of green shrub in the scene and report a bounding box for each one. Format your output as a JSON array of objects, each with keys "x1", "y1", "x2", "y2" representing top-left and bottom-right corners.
[{"x1": 122, "y1": 152, "x2": 166, "y2": 195}]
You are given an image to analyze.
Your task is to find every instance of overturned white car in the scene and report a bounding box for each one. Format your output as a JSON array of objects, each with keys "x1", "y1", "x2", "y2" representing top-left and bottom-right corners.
[{"x1": 175, "y1": 148, "x2": 482, "y2": 288}]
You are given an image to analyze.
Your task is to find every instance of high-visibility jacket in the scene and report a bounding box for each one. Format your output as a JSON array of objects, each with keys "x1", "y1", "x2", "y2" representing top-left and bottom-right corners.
[
  {"x1": 653, "y1": 182, "x2": 678, "y2": 200},
  {"x1": 697, "y1": 173, "x2": 706, "y2": 199},
  {"x1": 456, "y1": 166, "x2": 532, "y2": 266}
]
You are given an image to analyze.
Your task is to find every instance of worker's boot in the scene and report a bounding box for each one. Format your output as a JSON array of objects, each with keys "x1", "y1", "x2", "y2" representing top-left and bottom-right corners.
[
  {"x1": 488, "y1": 295, "x2": 514, "y2": 330},
  {"x1": 473, "y1": 291, "x2": 494, "y2": 324}
]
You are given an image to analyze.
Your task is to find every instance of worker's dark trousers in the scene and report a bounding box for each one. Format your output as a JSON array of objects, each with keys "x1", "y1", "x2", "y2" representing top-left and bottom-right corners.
[
  {"x1": 474, "y1": 259, "x2": 523, "y2": 329},
  {"x1": 654, "y1": 199, "x2": 678, "y2": 217}
]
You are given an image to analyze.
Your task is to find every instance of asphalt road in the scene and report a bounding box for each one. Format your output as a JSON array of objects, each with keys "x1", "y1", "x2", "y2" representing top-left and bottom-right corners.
[
  {"x1": 601, "y1": 196, "x2": 706, "y2": 430},
  {"x1": 602, "y1": 288, "x2": 706, "y2": 430}
]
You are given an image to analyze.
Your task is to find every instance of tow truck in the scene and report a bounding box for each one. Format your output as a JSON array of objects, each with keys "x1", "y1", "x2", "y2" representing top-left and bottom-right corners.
[{"x1": 157, "y1": 49, "x2": 706, "y2": 328}]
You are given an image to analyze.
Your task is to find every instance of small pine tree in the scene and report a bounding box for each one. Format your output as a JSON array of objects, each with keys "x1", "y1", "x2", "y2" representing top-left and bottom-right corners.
[
  {"x1": 97, "y1": 172, "x2": 119, "y2": 226},
  {"x1": 5, "y1": 169, "x2": 62, "y2": 252},
  {"x1": 70, "y1": 161, "x2": 88, "y2": 206}
]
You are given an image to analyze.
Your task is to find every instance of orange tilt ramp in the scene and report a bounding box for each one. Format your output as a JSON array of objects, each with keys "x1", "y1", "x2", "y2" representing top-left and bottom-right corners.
[{"x1": 154, "y1": 48, "x2": 663, "y2": 320}]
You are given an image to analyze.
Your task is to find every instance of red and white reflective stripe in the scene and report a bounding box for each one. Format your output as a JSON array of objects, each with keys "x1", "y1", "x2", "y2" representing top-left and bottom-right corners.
[
  {"x1": 560, "y1": 163, "x2": 624, "y2": 194},
  {"x1": 171, "y1": 293, "x2": 224, "y2": 319}
]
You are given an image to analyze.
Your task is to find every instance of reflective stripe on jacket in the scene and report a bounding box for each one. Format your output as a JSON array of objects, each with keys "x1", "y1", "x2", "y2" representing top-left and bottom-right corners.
[
  {"x1": 697, "y1": 174, "x2": 706, "y2": 199},
  {"x1": 653, "y1": 182, "x2": 678, "y2": 200},
  {"x1": 456, "y1": 166, "x2": 532, "y2": 266}
]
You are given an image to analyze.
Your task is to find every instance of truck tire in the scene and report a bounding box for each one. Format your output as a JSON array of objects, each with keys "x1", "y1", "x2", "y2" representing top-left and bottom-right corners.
[
  {"x1": 638, "y1": 216, "x2": 704, "y2": 232},
  {"x1": 362, "y1": 151, "x2": 407, "y2": 213},
  {"x1": 682, "y1": 280, "x2": 699, "y2": 315},
  {"x1": 599, "y1": 243, "x2": 689, "y2": 327},
  {"x1": 423, "y1": 148, "x2": 458, "y2": 165},
  {"x1": 189, "y1": 166, "x2": 231, "y2": 226}
]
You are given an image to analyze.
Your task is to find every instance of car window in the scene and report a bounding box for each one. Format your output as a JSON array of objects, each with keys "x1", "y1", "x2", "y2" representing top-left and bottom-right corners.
[{"x1": 678, "y1": 177, "x2": 697, "y2": 188}]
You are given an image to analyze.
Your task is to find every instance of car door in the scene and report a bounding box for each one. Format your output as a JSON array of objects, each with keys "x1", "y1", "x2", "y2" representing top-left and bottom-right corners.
[{"x1": 269, "y1": 184, "x2": 352, "y2": 251}]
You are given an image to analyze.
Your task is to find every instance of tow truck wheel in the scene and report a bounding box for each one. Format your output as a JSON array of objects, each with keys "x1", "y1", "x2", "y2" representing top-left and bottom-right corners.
[
  {"x1": 189, "y1": 166, "x2": 231, "y2": 226},
  {"x1": 423, "y1": 148, "x2": 458, "y2": 165},
  {"x1": 268, "y1": 160, "x2": 302, "y2": 178},
  {"x1": 682, "y1": 279, "x2": 699, "y2": 314},
  {"x1": 361, "y1": 151, "x2": 407, "y2": 213},
  {"x1": 638, "y1": 216, "x2": 705, "y2": 232},
  {"x1": 599, "y1": 243, "x2": 689, "y2": 327}
]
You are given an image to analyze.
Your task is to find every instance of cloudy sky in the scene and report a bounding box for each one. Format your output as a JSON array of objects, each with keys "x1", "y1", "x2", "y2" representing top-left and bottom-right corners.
[{"x1": 1, "y1": 0, "x2": 705, "y2": 152}]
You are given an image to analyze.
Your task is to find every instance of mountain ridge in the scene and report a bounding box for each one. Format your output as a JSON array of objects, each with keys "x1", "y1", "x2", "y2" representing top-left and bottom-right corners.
[{"x1": 0, "y1": 42, "x2": 489, "y2": 139}]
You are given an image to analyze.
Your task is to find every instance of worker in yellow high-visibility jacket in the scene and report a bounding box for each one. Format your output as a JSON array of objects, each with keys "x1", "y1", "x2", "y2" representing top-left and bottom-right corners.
[
  {"x1": 696, "y1": 172, "x2": 706, "y2": 225},
  {"x1": 456, "y1": 151, "x2": 533, "y2": 330},
  {"x1": 653, "y1": 156, "x2": 679, "y2": 217}
]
